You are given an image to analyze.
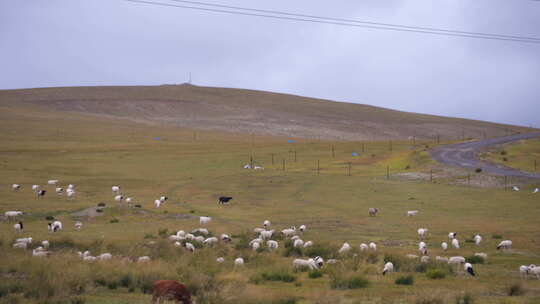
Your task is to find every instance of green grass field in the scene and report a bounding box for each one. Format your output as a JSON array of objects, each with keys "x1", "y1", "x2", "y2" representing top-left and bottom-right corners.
[
  {"x1": 481, "y1": 138, "x2": 540, "y2": 174},
  {"x1": 1, "y1": 106, "x2": 539, "y2": 304}
]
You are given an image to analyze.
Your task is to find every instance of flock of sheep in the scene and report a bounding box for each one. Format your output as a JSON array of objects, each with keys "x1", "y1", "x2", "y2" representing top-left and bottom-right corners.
[{"x1": 5, "y1": 181, "x2": 540, "y2": 282}]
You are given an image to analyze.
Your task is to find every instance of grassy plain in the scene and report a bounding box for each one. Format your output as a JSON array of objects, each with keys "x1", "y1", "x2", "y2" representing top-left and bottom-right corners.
[
  {"x1": 481, "y1": 138, "x2": 540, "y2": 174},
  {"x1": 0, "y1": 106, "x2": 539, "y2": 304}
]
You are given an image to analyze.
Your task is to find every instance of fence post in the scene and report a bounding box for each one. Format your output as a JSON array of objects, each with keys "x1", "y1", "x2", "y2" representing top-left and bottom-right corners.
[
  {"x1": 535, "y1": 160, "x2": 537, "y2": 171},
  {"x1": 271, "y1": 153, "x2": 274, "y2": 165},
  {"x1": 430, "y1": 169, "x2": 433, "y2": 182},
  {"x1": 362, "y1": 143, "x2": 365, "y2": 153},
  {"x1": 282, "y1": 159, "x2": 285, "y2": 171},
  {"x1": 389, "y1": 140, "x2": 392, "y2": 151},
  {"x1": 332, "y1": 145, "x2": 335, "y2": 159},
  {"x1": 317, "y1": 160, "x2": 320, "y2": 175},
  {"x1": 250, "y1": 155, "x2": 253, "y2": 169},
  {"x1": 467, "y1": 173, "x2": 470, "y2": 184},
  {"x1": 504, "y1": 176, "x2": 507, "y2": 191},
  {"x1": 348, "y1": 162, "x2": 351, "y2": 176},
  {"x1": 386, "y1": 165, "x2": 390, "y2": 180},
  {"x1": 294, "y1": 150, "x2": 297, "y2": 162}
]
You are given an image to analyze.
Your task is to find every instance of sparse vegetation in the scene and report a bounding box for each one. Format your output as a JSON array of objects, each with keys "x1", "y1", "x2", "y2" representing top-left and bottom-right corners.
[{"x1": 395, "y1": 275, "x2": 414, "y2": 285}]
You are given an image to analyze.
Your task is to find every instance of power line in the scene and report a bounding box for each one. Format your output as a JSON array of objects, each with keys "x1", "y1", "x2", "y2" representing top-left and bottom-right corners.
[
  {"x1": 124, "y1": 0, "x2": 540, "y2": 44},
  {"x1": 166, "y1": 0, "x2": 540, "y2": 42}
]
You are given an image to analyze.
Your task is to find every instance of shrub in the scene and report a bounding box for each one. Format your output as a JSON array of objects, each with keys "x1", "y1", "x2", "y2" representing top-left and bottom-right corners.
[
  {"x1": 119, "y1": 274, "x2": 133, "y2": 288},
  {"x1": 134, "y1": 204, "x2": 142, "y2": 208},
  {"x1": 233, "y1": 232, "x2": 250, "y2": 250},
  {"x1": 464, "y1": 239, "x2": 475, "y2": 243},
  {"x1": 109, "y1": 218, "x2": 119, "y2": 223},
  {"x1": 304, "y1": 243, "x2": 335, "y2": 259},
  {"x1": 501, "y1": 150, "x2": 507, "y2": 155},
  {"x1": 308, "y1": 270, "x2": 323, "y2": 279},
  {"x1": 465, "y1": 255, "x2": 484, "y2": 264},
  {"x1": 503, "y1": 157, "x2": 508, "y2": 162},
  {"x1": 70, "y1": 296, "x2": 86, "y2": 304},
  {"x1": 329, "y1": 273, "x2": 368, "y2": 290},
  {"x1": 144, "y1": 233, "x2": 156, "y2": 239},
  {"x1": 416, "y1": 295, "x2": 444, "y2": 304},
  {"x1": 45, "y1": 216, "x2": 55, "y2": 221},
  {"x1": 415, "y1": 263, "x2": 428, "y2": 273},
  {"x1": 97, "y1": 203, "x2": 106, "y2": 207},
  {"x1": 395, "y1": 275, "x2": 414, "y2": 285},
  {"x1": 455, "y1": 293, "x2": 474, "y2": 304},
  {"x1": 506, "y1": 282, "x2": 524, "y2": 296},
  {"x1": 283, "y1": 246, "x2": 303, "y2": 257},
  {"x1": 50, "y1": 237, "x2": 76, "y2": 250},
  {"x1": 405, "y1": 165, "x2": 411, "y2": 170},
  {"x1": 261, "y1": 271, "x2": 296, "y2": 283},
  {"x1": 189, "y1": 210, "x2": 195, "y2": 213},
  {"x1": 475, "y1": 168, "x2": 482, "y2": 173},
  {"x1": 158, "y1": 228, "x2": 169, "y2": 238},
  {"x1": 426, "y1": 269, "x2": 446, "y2": 279},
  {"x1": 106, "y1": 281, "x2": 118, "y2": 290},
  {"x1": 492, "y1": 234, "x2": 503, "y2": 239},
  {"x1": 96, "y1": 209, "x2": 103, "y2": 213}
]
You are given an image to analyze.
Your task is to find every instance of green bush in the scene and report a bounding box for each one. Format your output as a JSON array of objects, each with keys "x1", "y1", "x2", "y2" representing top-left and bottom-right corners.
[
  {"x1": 475, "y1": 168, "x2": 482, "y2": 173},
  {"x1": 158, "y1": 228, "x2": 169, "y2": 238},
  {"x1": 97, "y1": 203, "x2": 106, "y2": 207},
  {"x1": 251, "y1": 269, "x2": 296, "y2": 284},
  {"x1": 109, "y1": 218, "x2": 119, "y2": 223},
  {"x1": 96, "y1": 209, "x2": 103, "y2": 213},
  {"x1": 283, "y1": 246, "x2": 303, "y2": 257},
  {"x1": 455, "y1": 293, "x2": 474, "y2": 304},
  {"x1": 465, "y1": 255, "x2": 484, "y2": 264},
  {"x1": 106, "y1": 281, "x2": 118, "y2": 290},
  {"x1": 426, "y1": 269, "x2": 446, "y2": 279},
  {"x1": 45, "y1": 215, "x2": 55, "y2": 221},
  {"x1": 119, "y1": 274, "x2": 133, "y2": 288},
  {"x1": 501, "y1": 150, "x2": 507, "y2": 155},
  {"x1": 329, "y1": 273, "x2": 369, "y2": 290},
  {"x1": 70, "y1": 296, "x2": 86, "y2": 304},
  {"x1": 395, "y1": 275, "x2": 414, "y2": 285},
  {"x1": 492, "y1": 234, "x2": 503, "y2": 239},
  {"x1": 308, "y1": 270, "x2": 323, "y2": 279},
  {"x1": 506, "y1": 282, "x2": 524, "y2": 296},
  {"x1": 304, "y1": 243, "x2": 335, "y2": 259}
]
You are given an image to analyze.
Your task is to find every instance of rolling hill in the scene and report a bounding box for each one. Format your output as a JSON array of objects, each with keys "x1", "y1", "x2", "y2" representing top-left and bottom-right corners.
[{"x1": 0, "y1": 84, "x2": 532, "y2": 140}]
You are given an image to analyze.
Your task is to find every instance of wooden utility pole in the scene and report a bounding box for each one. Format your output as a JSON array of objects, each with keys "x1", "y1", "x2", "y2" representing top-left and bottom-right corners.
[
  {"x1": 504, "y1": 176, "x2": 507, "y2": 191},
  {"x1": 317, "y1": 160, "x2": 320, "y2": 175},
  {"x1": 430, "y1": 169, "x2": 433, "y2": 182},
  {"x1": 294, "y1": 150, "x2": 297, "y2": 162},
  {"x1": 535, "y1": 160, "x2": 537, "y2": 171},
  {"x1": 362, "y1": 143, "x2": 365, "y2": 153},
  {"x1": 348, "y1": 162, "x2": 352, "y2": 176},
  {"x1": 271, "y1": 153, "x2": 274, "y2": 165},
  {"x1": 282, "y1": 159, "x2": 285, "y2": 171},
  {"x1": 250, "y1": 155, "x2": 253, "y2": 169},
  {"x1": 332, "y1": 145, "x2": 335, "y2": 159},
  {"x1": 467, "y1": 173, "x2": 470, "y2": 184},
  {"x1": 386, "y1": 166, "x2": 390, "y2": 180}
]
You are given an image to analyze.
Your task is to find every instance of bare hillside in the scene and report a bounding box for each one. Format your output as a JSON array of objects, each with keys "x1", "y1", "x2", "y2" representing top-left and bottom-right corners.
[{"x1": 0, "y1": 85, "x2": 532, "y2": 140}]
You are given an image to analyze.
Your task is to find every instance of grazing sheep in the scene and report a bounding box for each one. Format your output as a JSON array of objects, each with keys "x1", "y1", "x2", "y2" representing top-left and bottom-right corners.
[
  {"x1": 138, "y1": 256, "x2": 150, "y2": 263},
  {"x1": 151, "y1": 280, "x2": 192, "y2": 304},
  {"x1": 112, "y1": 186, "x2": 120, "y2": 193},
  {"x1": 528, "y1": 266, "x2": 540, "y2": 279},
  {"x1": 194, "y1": 236, "x2": 204, "y2": 243},
  {"x1": 192, "y1": 228, "x2": 209, "y2": 235},
  {"x1": 519, "y1": 265, "x2": 530, "y2": 278},
  {"x1": 32, "y1": 185, "x2": 40, "y2": 192},
  {"x1": 512, "y1": 186, "x2": 520, "y2": 191},
  {"x1": 452, "y1": 238, "x2": 460, "y2": 249},
  {"x1": 159, "y1": 196, "x2": 168, "y2": 202},
  {"x1": 220, "y1": 234, "x2": 232, "y2": 242},
  {"x1": 13, "y1": 221, "x2": 23, "y2": 233},
  {"x1": 203, "y1": 237, "x2": 218, "y2": 246},
  {"x1": 293, "y1": 258, "x2": 321, "y2": 270},
  {"x1": 436, "y1": 256, "x2": 449, "y2": 263},
  {"x1": 448, "y1": 256, "x2": 466, "y2": 265},
  {"x1": 419, "y1": 247, "x2": 428, "y2": 256},
  {"x1": 263, "y1": 220, "x2": 271, "y2": 228},
  {"x1": 234, "y1": 257, "x2": 244, "y2": 266},
  {"x1": 407, "y1": 210, "x2": 418, "y2": 216},
  {"x1": 218, "y1": 196, "x2": 232, "y2": 204},
  {"x1": 55, "y1": 187, "x2": 64, "y2": 195},
  {"x1": 281, "y1": 226, "x2": 296, "y2": 237},
  {"x1": 32, "y1": 249, "x2": 49, "y2": 257},
  {"x1": 359, "y1": 243, "x2": 368, "y2": 251},
  {"x1": 260, "y1": 230, "x2": 274, "y2": 240},
  {"x1": 254, "y1": 227, "x2": 265, "y2": 234},
  {"x1": 5, "y1": 211, "x2": 23, "y2": 219},
  {"x1": 369, "y1": 242, "x2": 377, "y2": 251},
  {"x1": 369, "y1": 208, "x2": 379, "y2": 217},
  {"x1": 216, "y1": 257, "x2": 225, "y2": 263},
  {"x1": 291, "y1": 235, "x2": 300, "y2": 241},
  {"x1": 169, "y1": 235, "x2": 184, "y2": 242},
  {"x1": 441, "y1": 242, "x2": 448, "y2": 251},
  {"x1": 98, "y1": 253, "x2": 112, "y2": 260},
  {"x1": 36, "y1": 189, "x2": 46, "y2": 198},
  {"x1": 293, "y1": 239, "x2": 304, "y2": 248},
  {"x1": 417, "y1": 228, "x2": 428, "y2": 239},
  {"x1": 299, "y1": 225, "x2": 306, "y2": 233},
  {"x1": 338, "y1": 242, "x2": 351, "y2": 254},
  {"x1": 448, "y1": 232, "x2": 457, "y2": 239},
  {"x1": 185, "y1": 243, "x2": 195, "y2": 252},
  {"x1": 406, "y1": 254, "x2": 419, "y2": 259},
  {"x1": 421, "y1": 256, "x2": 430, "y2": 263},
  {"x1": 464, "y1": 263, "x2": 476, "y2": 276},
  {"x1": 12, "y1": 184, "x2": 21, "y2": 191},
  {"x1": 174, "y1": 242, "x2": 182, "y2": 247},
  {"x1": 185, "y1": 233, "x2": 195, "y2": 240},
  {"x1": 83, "y1": 256, "x2": 97, "y2": 262},
  {"x1": 68, "y1": 184, "x2": 75, "y2": 190},
  {"x1": 199, "y1": 216, "x2": 212, "y2": 225},
  {"x1": 267, "y1": 240, "x2": 279, "y2": 250},
  {"x1": 154, "y1": 200, "x2": 162, "y2": 208},
  {"x1": 382, "y1": 262, "x2": 394, "y2": 275},
  {"x1": 303, "y1": 241, "x2": 313, "y2": 248},
  {"x1": 419, "y1": 241, "x2": 426, "y2": 249},
  {"x1": 75, "y1": 221, "x2": 82, "y2": 230},
  {"x1": 474, "y1": 234, "x2": 482, "y2": 245},
  {"x1": 13, "y1": 242, "x2": 27, "y2": 249},
  {"x1": 114, "y1": 195, "x2": 124, "y2": 202},
  {"x1": 497, "y1": 240, "x2": 513, "y2": 250},
  {"x1": 533, "y1": 188, "x2": 539, "y2": 193},
  {"x1": 66, "y1": 189, "x2": 76, "y2": 199},
  {"x1": 47, "y1": 180, "x2": 58, "y2": 185},
  {"x1": 125, "y1": 197, "x2": 133, "y2": 205},
  {"x1": 474, "y1": 252, "x2": 487, "y2": 259},
  {"x1": 42, "y1": 240, "x2": 49, "y2": 249},
  {"x1": 177, "y1": 230, "x2": 186, "y2": 237},
  {"x1": 254, "y1": 165, "x2": 264, "y2": 170},
  {"x1": 16, "y1": 237, "x2": 32, "y2": 244},
  {"x1": 48, "y1": 221, "x2": 63, "y2": 232},
  {"x1": 252, "y1": 241, "x2": 260, "y2": 251}
]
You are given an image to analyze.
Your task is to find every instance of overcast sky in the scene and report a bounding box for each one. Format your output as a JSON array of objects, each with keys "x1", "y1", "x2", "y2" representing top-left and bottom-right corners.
[{"x1": 1, "y1": 0, "x2": 539, "y2": 127}]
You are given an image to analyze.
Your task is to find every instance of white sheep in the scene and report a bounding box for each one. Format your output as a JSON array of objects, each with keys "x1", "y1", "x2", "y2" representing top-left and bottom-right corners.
[
  {"x1": 16, "y1": 237, "x2": 32, "y2": 244},
  {"x1": 13, "y1": 242, "x2": 27, "y2": 249},
  {"x1": 260, "y1": 230, "x2": 274, "y2": 240},
  {"x1": 75, "y1": 221, "x2": 83, "y2": 230},
  {"x1": 138, "y1": 256, "x2": 150, "y2": 263},
  {"x1": 13, "y1": 221, "x2": 23, "y2": 233},
  {"x1": 419, "y1": 241, "x2": 426, "y2": 249},
  {"x1": 32, "y1": 249, "x2": 49, "y2": 257},
  {"x1": 267, "y1": 240, "x2": 279, "y2": 250},
  {"x1": 174, "y1": 241, "x2": 182, "y2": 247},
  {"x1": 359, "y1": 243, "x2": 368, "y2": 251},
  {"x1": 299, "y1": 225, "x2": 306, "y2": 233},
  {"x1": 441, "y1": 242, "x2": 448, "y2": 251},
  {"x1": 327, "y1": 259, "x2": 338, "y2": 264},
  {"x1": 5, "y1": 211, "x2": 23, "y2": 219},
  {"x1": 83, "y1": 256, "x2": 97, "y2": 262},
  {"x1": 519, "y1": 265, "x2": 529, "y2": 278},
  {"x1": 293, "y1": 239, "x2": 304, "y2": 248},
  {"x1": 497, "y1": 240, "x2": 512, "y2": 250},
  {"x1": 48, "y1": 221, "x2": 63, "y2": 232},
  {"x1": 176, "y1": 230, "x2": 186, "y2": 237},
  {"x1": 528, "y1": 266, "x2": 540, "y2": 279},
  {"x1": 382, "y1": 262, "x2": 394, "y2": 275},
  {"x1": 533, "y1": 188, "x2": 539, "y2": 193},
  {"x1": 448, "y1": 256, "x2": 466, "y2": 265},
  {"x1": 369, "y1": 208, "x2": 378, "y2": 217},
  {"x1": 192, "y1": 228, "x2": 209, "y2": 235},
  {"x1": 154, "y1": 200, "x2": 162, "y2": 208},
  {"x1": 169, "y1": 235, "x2": 184, "y2": 242},
  {"x1": 417, "y1": 228, "x2": 428, "y2": 239},
  {"x1": 200, "y1": 216, "x2": 212, "y2": 225},
  {"x1": 98, "y1": 253, "x2": 112, "y2": 260},
  {"x1": 369, "y1": 242, "x2": 377, "y2": 251},
  {"x1": 512, "y1": 186, "x2": 520, "y2": 191},
  {"x1": 68, "y1": 184, "x2": 75, "y2": 190},
  {"x1": 159, "y1": 196, "x2": 168, "y2": 202},
  {"x1": 406, "y1": 254, "x2": 419, "y2": 259},
  {"x1": 474, "y1": 252, "x2": 487, "y2": 259},
  {"x1": 407, "y1": 210, "x2": 418, "y2": 216},
  {"x1": 293, "y1": 258, "x2": 321, "y2": 270},
  {"x1": 252, "y1": 241, "x2": 261, "y2": 251},
  {"x1": 67, "y1": 189, "x2": 76, "y2": 199},
  {"x1": 203, "y1": 237, "x2": 218, "y2": 245},
  {"x1": 56, "y1": 187, "x2": 64, "y2": 195},
  {"x1": 451, "y1": 238, "x2": 460, "y2": 249},
  {"x1": 112, "y1": 186, "x2": 120, "y2": 193},
  {"x1": 234, "y1": 257, "x2": 244, "y2": 266},
  {"x1": 32, "y1": 185, "x2": 40, "y2": 192},
  {"x1": 185, "y1": 243, "x2": 195, "y2": 252},
  {"x1": 338, "y1": 242, "x2": 351, "y2": 254},
  {"x1": 194, "y1": 236, "x2": 205, "y2": 243},
  {"x1": 185, "y1": 233, "x2": 195, "y2": 240},
  {"x1": 303, "y1": 241, "x2": 313, "y2": 248},
  {"x1": 474, "y1": 234, "x2": 482, "y2": 245},
  {"x1": 126, "y1": 197, "x2": 133, "y2": 205},
  {"x1": 464, "y1": 262, "x2": 476, "y2": 276},
  {"x1": 263, "y1": 220, "x2": 271, "y2": 228},
  {"x1": 448, "y1": 232, "x2": 457, "y2": 239},
  {"x1": 42, "y1": 240, "x2": 49, "y2": 249},
  {"x1": 421, "y1": 256, "x2": 430, "y2": 263},
  {"x1": 435, "y1": 256, "x2": 449, "y2": 263},
  {"x1": 291, "y1": 235, "x2": 300, "y2": 241},
  {"x1": 47, "y1": 180, "x2": 58, "y2": 185},
  {"x1": 216, "y1": 257, "x2": 225, "y2": 263},
  {"x1": 12, "y1": 184, "x2": 21, "y2": 191},
  {"x1": 281, "y1": 226, "x2": 296, "y2": 237},
  {"x1": 114, "y1": 195, "x2": 124, "y2": 202},
  {"x1": 220, "y1": 234, "x2": 232, "y2": 242},
  {"x1": 254, "y1": 227, "x2": 266, "y2": 234}
]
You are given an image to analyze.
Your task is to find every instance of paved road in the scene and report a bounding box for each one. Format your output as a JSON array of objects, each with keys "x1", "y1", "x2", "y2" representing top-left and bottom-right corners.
[{"x1": 430, "y1": 132, "x2": 540, "y2": 179}]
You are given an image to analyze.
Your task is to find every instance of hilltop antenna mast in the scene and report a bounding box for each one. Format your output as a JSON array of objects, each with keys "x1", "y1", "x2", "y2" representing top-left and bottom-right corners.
[{"x1": 189, "y1": 72, "x2": 192, "y2": 84}]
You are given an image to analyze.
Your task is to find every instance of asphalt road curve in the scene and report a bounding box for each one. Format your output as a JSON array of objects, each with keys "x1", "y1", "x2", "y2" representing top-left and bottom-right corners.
[{"x1": 430, "y1": 132, "x2": 540, "y2": 179}]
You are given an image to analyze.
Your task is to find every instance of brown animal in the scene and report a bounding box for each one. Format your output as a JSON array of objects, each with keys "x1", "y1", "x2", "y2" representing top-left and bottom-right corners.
[{"x1": 152, "y1": 280, "x2": 192, "y2": 304}]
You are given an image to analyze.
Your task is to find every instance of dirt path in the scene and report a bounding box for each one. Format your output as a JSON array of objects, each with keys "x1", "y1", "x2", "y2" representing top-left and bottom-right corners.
[{"x1": 430, "y1": 132, "x2": 540, "y2": 179}]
